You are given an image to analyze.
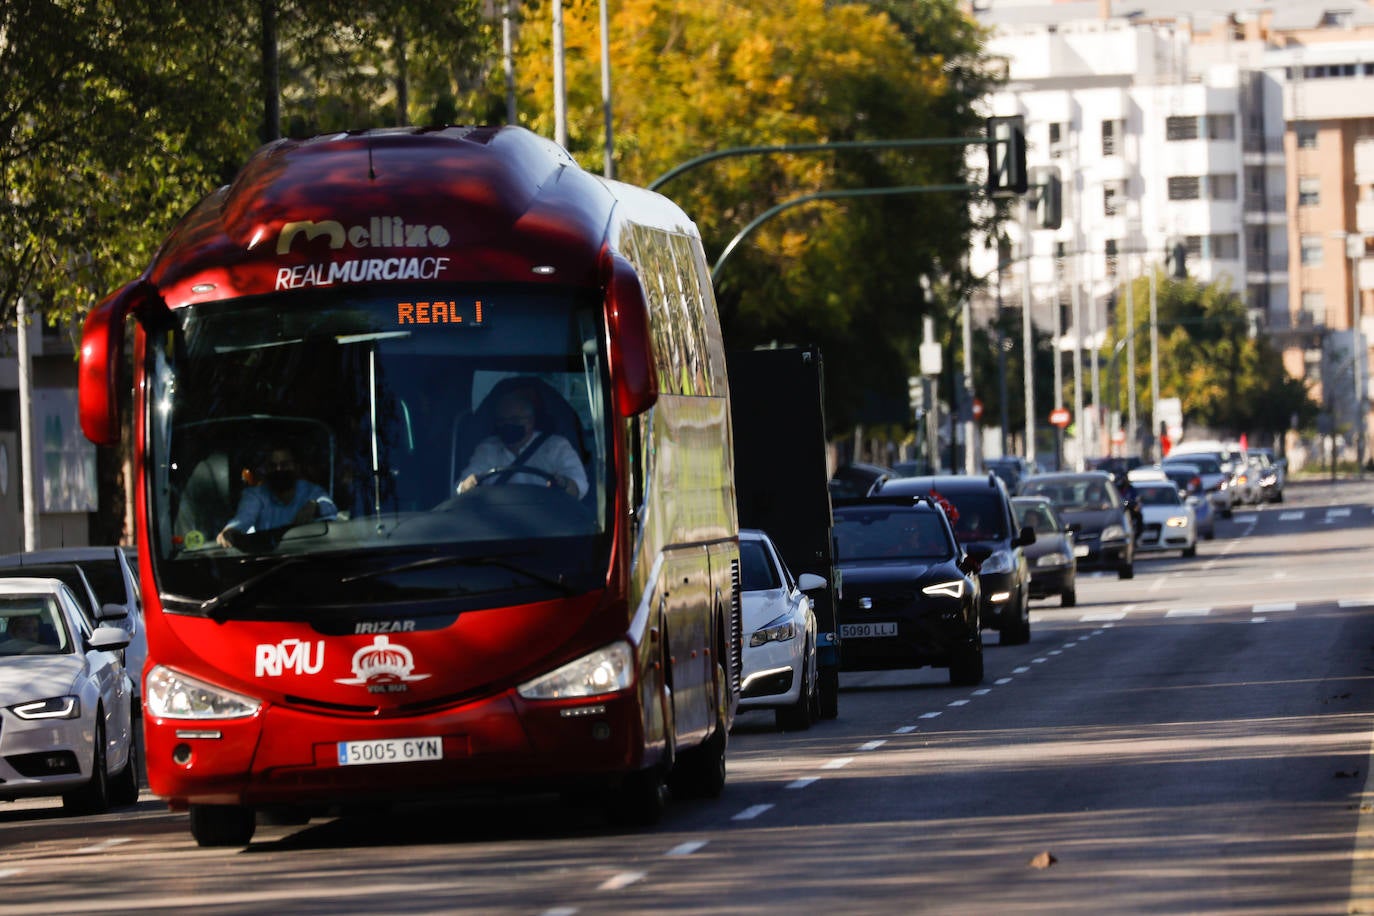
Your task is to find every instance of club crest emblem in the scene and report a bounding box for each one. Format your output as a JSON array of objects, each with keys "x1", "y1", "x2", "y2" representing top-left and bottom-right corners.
[{"x1": 334, "y1": 635, "x2": 431, "y2": 693}]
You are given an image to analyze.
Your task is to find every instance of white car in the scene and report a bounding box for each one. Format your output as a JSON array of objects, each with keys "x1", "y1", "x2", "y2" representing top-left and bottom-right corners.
[
  {"x1": 1132, "y1": 481, "x2": 1197, "y2": 557},
  {"x1": 0, "y1": 577, "x2": 139, "y2": 813},
  {"x1": 738, "y1": 529, "x2": 824, "y2": 731}
]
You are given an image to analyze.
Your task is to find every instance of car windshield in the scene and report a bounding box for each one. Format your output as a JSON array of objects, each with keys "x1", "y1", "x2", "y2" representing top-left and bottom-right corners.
[
  {"x1": 1167, "y1": 455, "x2": 1221, "y2": 474},
  {"x1": 739, "y1": 539, "x2": 782, "y2": 591},
  {"x1": 0, "y1": 596, "x2": 70, "y2": 656},
  {"x1": 1014, "y1": 501, "x2": 1060, "y2": 534},
  {"x1": 1136, "y1": 485, "x2": 1181, "y2": 506},
  {"x1": 1020, "y1": 478, "x2": 1119, "y2": 511},
  {"x1": 834, "y1": 510, "x2": 954, "y2": 562},
  {"x1": 145, "y1": 283, "x2": 613, "y2": 617}
]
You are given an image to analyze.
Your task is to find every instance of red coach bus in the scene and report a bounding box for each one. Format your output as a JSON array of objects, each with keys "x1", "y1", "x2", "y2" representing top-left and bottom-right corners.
[{"x1": 77, "y1": 126, "x2": 741, "y2": 846}]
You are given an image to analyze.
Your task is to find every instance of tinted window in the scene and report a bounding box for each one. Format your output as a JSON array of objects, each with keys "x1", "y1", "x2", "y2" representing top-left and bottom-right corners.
[
  {"x1": 1014, "y1": 501, "x2": 1060, "y2": 534},
  {"x1": 1020, "y1": 478, "x2": 1119, "y2": 511},
  {"x1": 1136, "y1": 485, "x2": 1181, "y2": 506},
  {"x1": 935, "y1": 490, "x2": 1009, "y2": 540},
  {"x1": 739, "y1": 539, "x2": 781, "y2": 591},
  {"x1": 834, "y1": 510, "x2": 953, "y2": 562}
]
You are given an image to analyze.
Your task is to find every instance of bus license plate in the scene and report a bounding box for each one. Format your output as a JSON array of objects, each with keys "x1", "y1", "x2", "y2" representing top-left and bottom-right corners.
[
  {"x1": 337, "y1": 737, "x2": 444, "y2": 766},
  {"x1": 840, "y1": 622, "x2": 897, "y2": 638}
]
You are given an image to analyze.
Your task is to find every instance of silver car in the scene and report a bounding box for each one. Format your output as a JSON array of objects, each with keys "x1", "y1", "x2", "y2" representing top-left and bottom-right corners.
[{"x1": 0, "y1": 577, "x2": 138, "y2": 813}]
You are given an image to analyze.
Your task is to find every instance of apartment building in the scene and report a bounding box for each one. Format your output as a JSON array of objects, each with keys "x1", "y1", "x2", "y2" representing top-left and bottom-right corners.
[{"x1": 971, "y1": 0, "x2": 1374, "y2": 456}]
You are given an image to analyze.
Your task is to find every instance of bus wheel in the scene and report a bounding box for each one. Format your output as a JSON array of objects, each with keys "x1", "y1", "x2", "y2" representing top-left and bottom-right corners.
[
  {"x1": 189, "y1": 804, "x2": 257, "y2": 847},
  {"x1": 606, "y1": 768, "x2": 667, "y2": 827},
  {"x1": 668, "y1": 662, "x2": 728, "y2": 799}
]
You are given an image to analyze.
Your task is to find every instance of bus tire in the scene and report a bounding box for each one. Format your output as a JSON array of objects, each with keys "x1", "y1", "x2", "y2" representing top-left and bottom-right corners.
[
  {"x1": 189, "y1": 804, "x2": 257, "y2": 847},
  {"x1": 606, "y1": 768, "x2": 667, "y2": 827},
  {"x1": 668, "y1": 662, "x2": 728, "y2": 799}
]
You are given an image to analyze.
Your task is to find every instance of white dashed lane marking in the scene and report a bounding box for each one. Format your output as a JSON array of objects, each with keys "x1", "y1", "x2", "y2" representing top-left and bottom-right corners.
[
  {"x1": 1166, "y1": 608, "x2": 1211, "y2": 617},
  {"x1": 598, "y1": 872, "x2": 647, "y2": 890},
  {"x1": 1253, "y1": 602, "x2": 1296, "y2": 613},
  {"x1": 732, "y1": 804, "x2": 773, "y2": 821},
  {"x1": 666, "y1": 841, "x2": 708, "y2": 856}
]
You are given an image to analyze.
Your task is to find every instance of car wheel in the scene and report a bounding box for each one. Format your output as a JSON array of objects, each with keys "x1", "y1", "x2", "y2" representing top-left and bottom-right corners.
[
  {"x1": 1118, "y1": 559, "x2": 1135, "y2": 580},
  {"x1": 1061, "y1": 586, "x2": 1077, "y2": 608},
  {"x1": 189, "y1": 804, "x2": 257, "y2": 847},
  {"x1": 1203, "y1": 528, "x2": 1215, "y2": 541},
  {"x1": 999, "y1": 591, "x2": 1031, "y2": 645},
  {"x1": 1221, "y1": 507, "x2": 1233, "y2": 519},
  {"x1": 109, "y1": 711, "x2": 140, "y2": 807},
  {"x1": 775, "y1": 642, "x2": 815, "y2": 732},
  {"x1": 1182, "y1": 545, "x2": 1197, "y2": 558},
  {"x1": 1275, "y1": 490, "x2": 1284, "y2": 503},
  {"x1": 63, "y1": 716, "x2": 110, "y2": 815},
  {"x1": 948, "y1": 640, "x2": 984, "y2": 686}
]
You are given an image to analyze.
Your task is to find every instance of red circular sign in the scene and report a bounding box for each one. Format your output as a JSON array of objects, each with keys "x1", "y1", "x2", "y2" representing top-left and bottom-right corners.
[
  {"x1": 1049, "y1": 407, "x2": 1071, "y2": 428},
  {"x1": 972, "y1": 398, "x2": 984, "y2": 420}
]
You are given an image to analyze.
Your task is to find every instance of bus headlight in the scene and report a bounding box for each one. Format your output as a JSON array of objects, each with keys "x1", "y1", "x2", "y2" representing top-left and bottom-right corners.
[
  {"x1": 145, "y1": 666, "x2": 261, "y2": 719},
  {"x1": 517, "y1": 640, "x2": 634, "y2": 700}
]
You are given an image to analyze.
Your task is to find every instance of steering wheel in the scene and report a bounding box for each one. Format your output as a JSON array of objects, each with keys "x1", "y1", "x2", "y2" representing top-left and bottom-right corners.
[{"x1": 471, "y1": 466, "x2": 560, "y2": 487}]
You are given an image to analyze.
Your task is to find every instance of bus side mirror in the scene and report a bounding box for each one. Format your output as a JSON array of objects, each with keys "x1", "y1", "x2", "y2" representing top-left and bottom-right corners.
[
  {"x1": 603, "y1": 253, "x2": 659, "y2": 417},
  {"x1": 79, "y1": 279, "x2": 168, "y2": 446}
]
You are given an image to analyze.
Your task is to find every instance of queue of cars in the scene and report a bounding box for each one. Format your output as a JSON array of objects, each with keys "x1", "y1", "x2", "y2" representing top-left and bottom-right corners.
[{"x1": 812, "y1": 439, "x2": 1274, "y2": 691}]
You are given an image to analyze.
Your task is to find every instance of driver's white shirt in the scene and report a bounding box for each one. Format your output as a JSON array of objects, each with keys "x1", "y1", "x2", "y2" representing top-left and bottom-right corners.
[{"x1": 461, "y1": 431, "x2": 589, "y2": 498}]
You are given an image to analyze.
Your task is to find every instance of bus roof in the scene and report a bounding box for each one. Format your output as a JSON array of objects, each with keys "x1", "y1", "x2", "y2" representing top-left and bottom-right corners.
[{"x1": 144, "y1": 125, "x2": 698, "y2": 307}]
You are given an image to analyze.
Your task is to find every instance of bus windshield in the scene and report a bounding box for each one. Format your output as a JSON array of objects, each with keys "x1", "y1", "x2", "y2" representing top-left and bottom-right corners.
[{"x1": 145, "y1": 283, "x2": 612, "y2": 619}]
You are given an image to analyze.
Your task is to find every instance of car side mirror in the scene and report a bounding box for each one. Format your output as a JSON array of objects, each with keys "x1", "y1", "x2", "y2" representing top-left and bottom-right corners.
[
  {"x1": 796, "y1": 572, "x2": 827, "y2": 592},
  {"x1": 1015, "y1": 524, "x2": 1037, "y2": 547},
  {"x1": 965, "y1": 544, "x2": 993, "y2": 564},
  {"x1": 958, "y1": 554, "x2": 981, "y2": 575},
  {"x1": 88, "y1": 626, "x2": 131, "y2": 653},
  {"x1": 97, "y1": 602, "x2": 130, "y2": 621}
]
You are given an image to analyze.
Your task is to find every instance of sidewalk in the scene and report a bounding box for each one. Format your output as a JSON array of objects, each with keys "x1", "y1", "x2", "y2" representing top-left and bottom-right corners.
[{"x1": 1283, "y1": 474, "x2": 1374, "y2": 507}]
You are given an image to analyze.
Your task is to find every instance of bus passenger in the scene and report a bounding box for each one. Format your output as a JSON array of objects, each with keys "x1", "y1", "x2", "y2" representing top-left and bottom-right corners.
[
  {"x1": 217, "y1": 442, "x2": 338, "y2": 548},
  {"x1": 456, "y1": 389, "x2": 588, "y2": 498}
]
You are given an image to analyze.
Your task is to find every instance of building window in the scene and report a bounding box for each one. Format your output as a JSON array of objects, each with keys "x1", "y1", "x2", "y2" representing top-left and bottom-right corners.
[
  {"x1": 1210, "y1": 234, "x2": 1240, "y2": 260},
  {"x1": 1300, "y1": 235, "x2": 1324, "y2": 266},
  {"x1": 1209, "y1": 174, "x2": 1238, "y2": 200},
  {"x1": 1102, "y1": 119, "x2": 1124, "y2": 157},
  {"x1": 1048, "y1": 122, "x2": 1067, "y2": 158},
  {"x1": 1169, "y1": 176, "x2": 1201, "y2": 200},
  {"x1": 1321, "y1": 10, "x2": 1354, "y2": 28},
  {"x1": 1247, "y1": 227, "x2": 1268, "y2": 261},
  {"x1": 1301, "y1": 292, "x2": 1325, "y2": 326},
  {"x1": 1185, "y1": 236, "x2": 1204, "y2": 261},
  {"x1": 1296, "y1": 126, "x2": 1318, "y2": 149},
  {"x1": 1298, "y1": 176, "x2": 1320, "y2": 207},
  {"x1": 1207, "y1": 115, "x2": 1236, "y2": 140},
  {"x1": 1167, "y1": 116, "x2": 1200, "y2": 141},
  {"x1": 1103, "y1": 180, "x2": 1126, "y2": 216},
  {"x1": 1105, "y1": 238, "x2": 1119, "y2": 277}
]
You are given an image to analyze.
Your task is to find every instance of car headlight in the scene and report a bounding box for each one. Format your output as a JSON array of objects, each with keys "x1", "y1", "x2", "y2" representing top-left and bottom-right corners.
[
  {"x1": 922, "y1": 579, "x2": 965, "y2": 599},
  {"x1": 1035, "y1": 552, "x2": 1069, "y2": 567},
  {"x1": 1260, "y1": 473, "x2": 1277, "y2": 486},
  {"x1": 517, "y1": 640, "x2": 634, "y2": 700},
  {"x1": 1166, "y1": 516, "x2": 1189, "y2": 528},
  {"x1": 979, "y1": 550, "x2": 1014, "y2": 575},
  {"x1": 1101, "y1": 525, "x2": 1126, "y2": 541},
  {"x1": 749, "y1": 613, "x2": 798, "y2": 647},
  {"x1": 145, "y1": 665, "x2": 261, "y2": 719},
  {"x1": 10, "y1": 696, "x2": 80, "y2": 720}
]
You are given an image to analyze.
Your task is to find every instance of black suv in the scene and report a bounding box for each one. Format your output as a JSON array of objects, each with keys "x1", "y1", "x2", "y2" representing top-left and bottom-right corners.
[
  {"x1": 870, "y1": 474, "x2": 1036, "y2": 645},
  {"x1": 832, "y1": 496, "x2": 984, "y2": 685}
]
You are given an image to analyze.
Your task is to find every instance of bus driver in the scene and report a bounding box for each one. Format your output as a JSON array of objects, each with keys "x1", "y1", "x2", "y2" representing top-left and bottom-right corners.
[{"x1": 456, "y1": 389, "x2": 588, "y2": 499}]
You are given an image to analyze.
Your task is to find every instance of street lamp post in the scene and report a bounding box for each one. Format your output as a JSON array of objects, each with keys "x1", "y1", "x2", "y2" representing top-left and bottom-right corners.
[
  {"x1": 1348, "y1": 233, "x2": 1366, "y2": 478},
  {"x1": 1021, "y1": 199, "x2": 1036, "y2": 466}
]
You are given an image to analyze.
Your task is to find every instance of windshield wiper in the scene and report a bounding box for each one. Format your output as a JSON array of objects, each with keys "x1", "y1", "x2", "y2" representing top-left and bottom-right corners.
[
  {"x1": 342, "y1": 554, "x2": 577, "y2": 596},
  {"x1": 198, "y1": 558, "x2": 307, "y2": 622}
]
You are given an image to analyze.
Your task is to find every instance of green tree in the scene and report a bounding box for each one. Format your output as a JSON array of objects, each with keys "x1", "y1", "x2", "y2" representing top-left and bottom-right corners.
[
  {"x1": 1106, "y1": 269, "x2": 1317, "y2": 440},
  {"x1": 514, "y1": 0, "x2": 1001, "y2": 432}
]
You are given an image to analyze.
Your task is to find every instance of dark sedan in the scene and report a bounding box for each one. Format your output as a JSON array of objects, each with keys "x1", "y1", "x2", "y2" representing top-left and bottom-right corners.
[
  {"x1": 1012, "y1": 496, "x2": 1077, "y2": 606},
  {"x1": 1017, "y1": 471, "x2": 1135, "y2": 579},
  {"x1": 833, "y1": 497, "x2": 984, "y2": 686}
]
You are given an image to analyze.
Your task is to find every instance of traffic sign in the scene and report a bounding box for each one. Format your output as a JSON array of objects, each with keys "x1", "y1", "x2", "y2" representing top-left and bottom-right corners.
[{"x1": 1049, "y1": 407, "x2": 1071, "y2": 428}]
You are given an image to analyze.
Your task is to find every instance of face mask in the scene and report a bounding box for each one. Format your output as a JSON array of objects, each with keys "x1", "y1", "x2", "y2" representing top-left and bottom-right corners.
[
  {"x1": 265, "y1": 470, "x2": 296, "y2": 490},
  {"x1": 496, "y1": 422, "x2": 527, "y2": 446}
]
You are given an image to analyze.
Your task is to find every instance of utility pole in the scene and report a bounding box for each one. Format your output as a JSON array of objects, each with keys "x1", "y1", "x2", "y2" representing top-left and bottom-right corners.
[
  {"x1": 1021, "y1": 200, "x2": 1036, "y2": 466},
  {"x1": 1149, "y1": 266, "x2": 1160, "y2": 461},
  {"x1": 1125, "y1": 258, "x2": 1137, "y2": 454},
  {"x1": 1071, "y1": 252, "x2": 1084, "y2": 470},
  {"x1": 16, "y1": 296, "x2": 36, "y2": 550},
  {"x1": 599, "y1": 0, "x2": 614, "y2": 178},
  {"x1": 552, "y1": 0, "x2": 567, "y2": 148},
  {"x1": 502, "y1": 0, "x2": 517, "y2": 123}
]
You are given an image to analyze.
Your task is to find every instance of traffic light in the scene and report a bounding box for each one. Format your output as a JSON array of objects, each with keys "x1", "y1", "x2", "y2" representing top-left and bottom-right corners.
[
  {"x1": 986, "y1": 116, "x2": 1027, "y2": 196},
  {"x1": 1031, "y1": 165, "x2": 1062, "y2": 230}
]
